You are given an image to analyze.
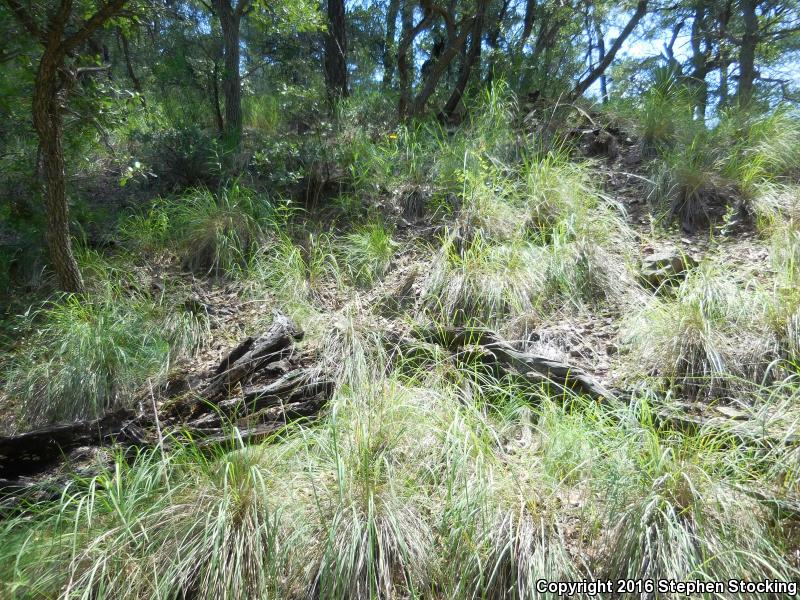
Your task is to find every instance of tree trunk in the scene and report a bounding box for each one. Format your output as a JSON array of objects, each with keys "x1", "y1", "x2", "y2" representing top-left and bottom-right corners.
[
  {"x1": 215, "y1": 0, "x2": 242, "y2": 149},
  {"x1": 520, "y1": 0, "x2": 537, "y2": 47},
  {"x1": 718, "y1": 59, "x2": 730, "y2": 108},
  {"x1": 441, "y1": 0, "x2": 487, "y2": 120},
  {"x1": 483, "y1": 0, "x2": 509, "y2": 87},
  {"x1": 689, "y1": 5, "x2": 709, "y2": 120},
  {"x1": 594, "y1": 18, "x2": 608, "y2": 102},
  {"x1": 382, "y1": 0, "x2": 400, "y2": 89},
  {"x1": 410, "y1": 27, "x2": 470, "y2": 117},
  {"x1": 737, "y1": 0, "x2": 758, "y2": 106},
  {"x1": 118, "y1": 29, "x2": 144, "y2": 101},
  {"x1": 410, "y1": 3, "x2": 477, "y2": 118},
  {"x1": 33, "y1": 49, "x2": 85, "y2": 294},
  {"x1": 398, "y1": 0, "x2": 415, "y2": 118},
  {"x1": 325, "y1": 0, "x2": 348, "y2": 102},
  {"x1": 211, "y1": 61, "x2": 225, "y2": 134},
  {"x1": 4, "y1": 0, "x2": 127, "y2": 293}
]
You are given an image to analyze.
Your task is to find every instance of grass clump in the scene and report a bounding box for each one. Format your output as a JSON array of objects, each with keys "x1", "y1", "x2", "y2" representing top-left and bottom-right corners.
[
  {"x1": 601, "y1": 425, "x2": 794, "y2": 594},
  {"x1": 764, "y1": 221, "x2": 800, "y2": 362},
  {"x1": 0, "y1": 441, "x2": 307, "y2": 599},
  {"x1": 444, "y1": 451, "x2": 580, "y2": 600},
  {"x1": 121, "y1": 182, "x2": 283, "y2": 276},
  {"x1": 423, "y1": 234, "x2": 542, "y2": 327},
  {"x1": 306, "y1": 386, "x2": 435, "y2": 599},
  {"x1": 1, "y1": 361, "x2": 798, "y2": 598},
  {"x1": 340, "y1": 221, "x2": 398, "y2": 285},
  {"x1": 649, "y1": 137, "x2": 736, "y2": 231},
  {"x1": 241, "y1": 231, "x2": 344, "y2": 331},
  {"x1": 622, "y1": 261, "x2": 772, "y2": 397},
  {"x1": 718, "y1": 108, "x2": 800, "y2": 196},
  {"x1": 2, "y1": 267, "x2": 207, "y2": 426},
  {"x1": 423, "y1": 152, "x2": 637, "y2": 327}
]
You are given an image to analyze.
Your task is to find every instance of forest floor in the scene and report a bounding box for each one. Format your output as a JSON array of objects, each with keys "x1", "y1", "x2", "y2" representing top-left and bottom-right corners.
[{"x1": 2, "y1": 105, "x2": 799, "y2": 597}]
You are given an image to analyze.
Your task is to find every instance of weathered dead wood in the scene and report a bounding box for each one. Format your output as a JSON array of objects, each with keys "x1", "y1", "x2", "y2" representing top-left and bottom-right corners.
[
  {"x1": 0, "y1": 314, "x2": 330, "y2": 489},
  {"x1": 0, "y1": 408, "x2": 137, "y2": 479},
  {"x1": 418, "y1": 326, "x2": 612, "y2": 400},
  {"x1": 202, "y1": 312, "x2": 302, "y2": 401}
]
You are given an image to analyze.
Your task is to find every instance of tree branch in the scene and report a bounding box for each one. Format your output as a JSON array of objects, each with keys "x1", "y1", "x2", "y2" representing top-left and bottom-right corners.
[
  {"x1": 570, "y1": 0, "x2": 648, "y2": 100},
  {"x1": 61, "y1": 0, "x2": 129, "y2": 56}
]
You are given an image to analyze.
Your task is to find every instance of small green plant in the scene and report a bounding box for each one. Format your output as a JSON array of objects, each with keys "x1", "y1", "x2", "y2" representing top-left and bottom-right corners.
[
  {"x1": 637, "y1": 66, "x2": 698, "y2": 156},
  {"x1": 341, "y1": 222, "x2": 397, "y2": 285},
  {"x1": 308, "y1": 404, "x2": 432, "y2": 599},
  {"x1": 717, "y1": 107, "x2": 800, "y2": 196}
]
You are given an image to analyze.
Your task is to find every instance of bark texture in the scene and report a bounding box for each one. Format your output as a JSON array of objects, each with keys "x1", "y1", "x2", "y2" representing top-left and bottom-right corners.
[
  {"x1": 33, "y1": 49, "x2": 85, "y2": 293},
  {"x1": 214, "y1": 0, "x2": 243, "y2": 149},
  {"x1": 382, "y1": 0, "x2": 400, "y2": 88},
  {"x1": 738, "y1": 0, "x2": 758, "y2": 106},
  {"x1": 325, "y1": 0, "x2": 348, "y2": 101},
  {"x1": 4, "y1": 0, "x2": 129, "y2": 292}
]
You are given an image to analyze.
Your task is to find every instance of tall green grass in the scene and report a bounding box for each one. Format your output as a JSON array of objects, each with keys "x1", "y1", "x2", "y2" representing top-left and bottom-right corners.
[
  {"x1": 120, "y1": 183, "x2": 285, "y2": 276},
  {"x1": 423, "y1": 149, "x2": 637, "y2": 327},
  {"x1": 1, "y1": 366, "x2": 797, "y2": 598},
  {"x1": 2, "y1": 254, "x2": 208, "y2": 426}
]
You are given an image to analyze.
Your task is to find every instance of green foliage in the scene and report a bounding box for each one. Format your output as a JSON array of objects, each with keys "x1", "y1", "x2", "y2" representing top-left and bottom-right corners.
[
  {"x1": 423, "y1": 145, "x2": 637, "y2": 326},
  {"x1": 340, "y1": 221, "x2": 397, "y2": 285},
  {"x1": 717, "y1": 108, "x2": 800, "y2": 196},
  {"x1": 1, "y1": 367, "x2": 798, "y2": 598},
  {"x1": 601, "y1": 426, "x2": 793, "y2": 593},
  {"x1": 3, "y1": 257, "x2": 208, "y2": 425},
  {"x1": 121, "y1": 183, "x2": 285, "y2": 275},
  {"x1": 649, "y1": 135, "x2": 733, "y2": 230},
  {"x1": 623, "y1": 260, "x2": 779, "y2": 396},
  {"x1": 424, "y1": 234, "x2": 541, "y2": 326},
  {"x1": 129, "y1": 125, "x2": 225, "y2": 189},
  {"x1": 0, "y1": 440, "x2": 306, "y2": 599},
  {"x1": 637, "y1": 67, "x2": 699, "y2": 155},
  {"x1": 4, "y1": 11, "x2": 800, "y2": 597}
]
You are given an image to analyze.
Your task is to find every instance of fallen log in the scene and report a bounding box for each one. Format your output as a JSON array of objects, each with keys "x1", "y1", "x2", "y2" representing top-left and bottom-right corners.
[
  {"x1": 417, "y1": 326, "x2": 612, "y2": 400},
  {"x1": 0, "y1": 408, "x2": 137, "y2": 479},
  {"x1": 0, "y1": 314, "x2": 331, "y2": 489}
]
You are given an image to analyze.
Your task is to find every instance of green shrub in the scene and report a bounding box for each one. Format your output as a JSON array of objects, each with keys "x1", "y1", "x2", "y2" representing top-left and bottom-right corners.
[{"x1": 130, "y1": 125, "x2": 224, "y2": 190}]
